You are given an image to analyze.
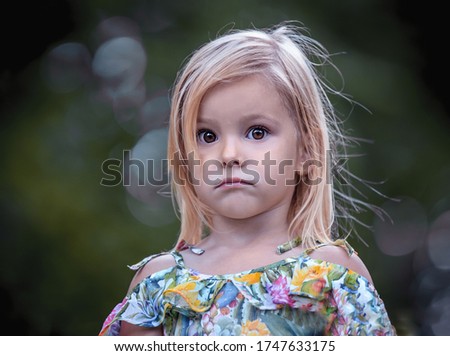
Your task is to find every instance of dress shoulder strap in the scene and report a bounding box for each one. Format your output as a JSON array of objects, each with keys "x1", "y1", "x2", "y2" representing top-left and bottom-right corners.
[
  {"x1": 127, "y1": 252, "x2": 171, "y2": 271},
  {"x1": 170, "y1": 250, "x2": 186, "y2": 268},
  {"x1": 127, "y1": 248, "x2": 188, "y2": 272}
]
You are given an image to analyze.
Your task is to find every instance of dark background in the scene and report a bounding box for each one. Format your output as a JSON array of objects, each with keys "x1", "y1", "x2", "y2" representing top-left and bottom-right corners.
[{"x1": 1, "y1": 0, "x2": 449, "y2": 335}]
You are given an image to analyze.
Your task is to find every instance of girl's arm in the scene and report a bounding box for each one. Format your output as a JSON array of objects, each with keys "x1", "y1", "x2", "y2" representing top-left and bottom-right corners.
[
  {"x1": 309, "y1": 245, "x2": 373, "y2": 283},
  {"x1": 309, "y1": 245, "x2": 395, "y2": 335},
  {"x1": 119, "y1": 254, "x2": 177, "y2": 336},
  {"x1": 120, "y1": 321, "x2": 164, "y2": 336}
]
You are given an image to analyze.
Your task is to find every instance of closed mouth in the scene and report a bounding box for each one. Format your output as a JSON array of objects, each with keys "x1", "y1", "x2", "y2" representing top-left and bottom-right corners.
[{"x1": 216, "y1": 178, "x2": 254, "y2": 188}]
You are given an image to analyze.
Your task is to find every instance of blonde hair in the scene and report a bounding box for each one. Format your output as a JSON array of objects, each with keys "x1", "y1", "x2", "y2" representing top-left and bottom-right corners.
[{"x1": 168, "y1": 22, "x2": 373, "y2": 249}]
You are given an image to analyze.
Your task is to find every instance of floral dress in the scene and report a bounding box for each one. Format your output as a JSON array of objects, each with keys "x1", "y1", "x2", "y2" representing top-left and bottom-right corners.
[{"x1": 99, "y1": 244, "x2": 396, "y2": 336}]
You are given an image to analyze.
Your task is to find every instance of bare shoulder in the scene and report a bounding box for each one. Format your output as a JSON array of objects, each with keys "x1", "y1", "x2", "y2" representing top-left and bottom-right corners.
[
  {"x1": 127, "y1": 253, "x2": 177, "y2": 294},
  {"x1": 308, "y1": 245, "x2": 374, "y2": 284},
  {"x1": 119, "y1": 254, "x2": 175, "y2": 336}
]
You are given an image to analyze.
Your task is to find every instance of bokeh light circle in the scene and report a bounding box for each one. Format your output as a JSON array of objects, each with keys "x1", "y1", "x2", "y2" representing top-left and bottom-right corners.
[
  {"x1": 43, "y1": 42, "x2": 91, "y2": 92},
  {"x1": 124, "y1": 127, "x2": 173, "y2": 226},
  {"x1": 92, "y1": 36, "x2": 147, "y2": 94},
  {"x1": 427, "y1": 210, "x2": 450, "y2": 270},
  {"x1": 374, "y1": 197, "x2": 427, "y2": 256}
]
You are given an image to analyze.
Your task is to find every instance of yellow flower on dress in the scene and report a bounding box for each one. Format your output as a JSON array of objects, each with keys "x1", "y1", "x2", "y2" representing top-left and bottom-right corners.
[
  {"x1": 291, "y1": 264, "x2": 331, "y2": 292},
  {"x1": 164, "y1": 282, "x2": 205, "y2": 312},
  {"x1": 241, "y1": 319, "x2": 270, "y2": 336},
  {"x1": 167, "y1": 281, "x2": 196, "y2": 293},
  {"x1": 235, "y1": 272, "x2": 262, "y2": 285}
]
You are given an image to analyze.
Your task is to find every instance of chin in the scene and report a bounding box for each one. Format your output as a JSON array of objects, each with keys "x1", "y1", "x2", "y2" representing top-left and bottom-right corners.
[{"x1": 214, "y1": 207, "x2": 264, "y2": 220}]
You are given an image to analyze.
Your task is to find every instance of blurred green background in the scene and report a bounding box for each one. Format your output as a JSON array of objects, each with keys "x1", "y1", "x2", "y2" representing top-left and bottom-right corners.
[{"x1": 1, "y1": 0, "x2": 449, "y2": 336}]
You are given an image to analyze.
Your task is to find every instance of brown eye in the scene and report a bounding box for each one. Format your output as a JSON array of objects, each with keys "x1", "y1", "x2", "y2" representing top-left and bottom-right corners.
[
  {"x1": 198, "y1": 130, "x2": 217, "y2": 143},
  {"x1": 247, "y1": 126, "x2": 268, "y2": 140}
]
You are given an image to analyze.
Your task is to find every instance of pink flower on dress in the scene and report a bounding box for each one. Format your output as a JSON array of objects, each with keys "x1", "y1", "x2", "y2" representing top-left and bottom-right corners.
[
  {"x1": 311, "y1": 279, "x2": 326, "y2": 296},
  {"x1": 99, "y1": 298, "x2": 127, "y2": 335},
  {"x1": 267, "y1": 276, "x2": 295, "y2": 306}
]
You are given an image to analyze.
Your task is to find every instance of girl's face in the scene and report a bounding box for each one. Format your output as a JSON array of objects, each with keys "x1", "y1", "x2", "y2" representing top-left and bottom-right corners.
[{"x1": 192, "y1": 74, "x2": 302, "y2": 221}]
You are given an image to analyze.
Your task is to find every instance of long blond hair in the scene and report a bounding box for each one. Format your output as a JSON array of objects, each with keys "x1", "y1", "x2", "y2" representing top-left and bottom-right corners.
[{"x1": 168, "y1": 23, "x2": 373, "y2": 249}]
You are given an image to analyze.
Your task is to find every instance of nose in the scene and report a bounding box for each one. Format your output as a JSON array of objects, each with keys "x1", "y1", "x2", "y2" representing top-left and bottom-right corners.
[{"x1": 220, "y1": 137, "x2": 242, "y2": 167}]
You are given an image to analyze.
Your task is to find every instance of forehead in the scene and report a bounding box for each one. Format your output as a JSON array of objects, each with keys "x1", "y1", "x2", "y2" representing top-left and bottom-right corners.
[{"x1": 198, "y1": 74, "x2": 291, "y2": 124}]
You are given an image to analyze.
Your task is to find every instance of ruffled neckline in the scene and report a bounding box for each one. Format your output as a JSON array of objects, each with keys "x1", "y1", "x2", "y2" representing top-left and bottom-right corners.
[
  {"x1": 102, "y1": 239, "x2": 396, "y2": 337},
  {"x1": 171, "y1": 249, "x2": 310, "y2": 279},
  {"x1": 170, "y1": 237, "x2": 355, "y2": 279},
  {"x1": 130, "y1": 247, "x2": 358, "y2": 320}
]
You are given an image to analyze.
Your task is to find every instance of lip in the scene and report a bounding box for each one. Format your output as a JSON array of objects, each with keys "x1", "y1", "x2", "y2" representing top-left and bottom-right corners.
[{"x1": 216, "y1": 178, "x2": 254, "y2": 189}]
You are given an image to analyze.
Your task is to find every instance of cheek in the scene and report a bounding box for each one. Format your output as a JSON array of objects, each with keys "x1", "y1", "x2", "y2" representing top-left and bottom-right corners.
[
  {"x1": 267, "y1": 162, "x2": 298, "y2": 186},
  {"x1": 265, "y1": 147, "x2": 299, "y2": 181}
]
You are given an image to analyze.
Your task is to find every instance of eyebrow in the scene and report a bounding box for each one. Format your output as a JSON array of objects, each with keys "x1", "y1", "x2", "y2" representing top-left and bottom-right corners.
[{"x1": 197, "y1": 113, "x2": 278, "y2": 124}]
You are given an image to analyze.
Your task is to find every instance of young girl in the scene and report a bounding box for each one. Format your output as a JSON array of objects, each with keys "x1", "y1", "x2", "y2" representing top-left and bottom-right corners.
[{"x1": 99, "y1": 23, "x2": 396, "y2": 336}]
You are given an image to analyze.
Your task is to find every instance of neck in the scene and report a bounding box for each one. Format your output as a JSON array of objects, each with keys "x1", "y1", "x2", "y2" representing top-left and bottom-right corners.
[{"x1": 205, "y1": 204, "x2": 292, "y2": 248}]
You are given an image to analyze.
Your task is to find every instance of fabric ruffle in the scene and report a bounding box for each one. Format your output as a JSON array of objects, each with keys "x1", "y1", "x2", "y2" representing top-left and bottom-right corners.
[{"x1": 99, "y1": 250, "x2": 396, "y2": 336}]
